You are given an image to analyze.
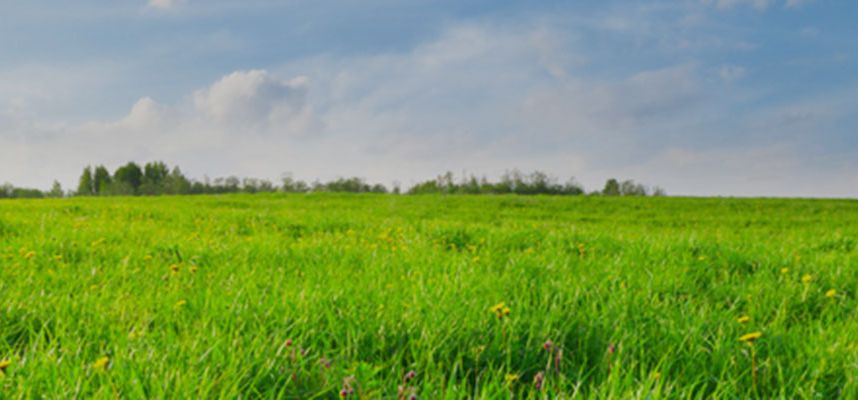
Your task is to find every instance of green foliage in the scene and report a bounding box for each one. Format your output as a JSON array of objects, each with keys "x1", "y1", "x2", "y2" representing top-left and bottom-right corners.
[
  {"x1": 77, "y1": 166, "x2": 94, "y2": 196},
  {"x1": 408, "y1": 170, "x2": 586, "y2": 196},
  {"x1": 113, "y1": 162, "x2": 143, "y2": 194},
  {"x1": 93, "y1": 166, "x2": 112, "y2": 195},
  {"x1": 0, "y1": 194, "x2": 855, "y2": 398}
]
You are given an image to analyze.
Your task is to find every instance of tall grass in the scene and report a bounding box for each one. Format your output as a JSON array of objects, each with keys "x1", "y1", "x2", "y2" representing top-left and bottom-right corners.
[{"x1": 0, "y1": 194, "x2": 855, "y2": 398}]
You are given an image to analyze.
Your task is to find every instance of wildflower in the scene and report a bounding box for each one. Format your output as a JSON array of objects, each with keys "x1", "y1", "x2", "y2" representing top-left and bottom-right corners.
[
  {"x1": 505, "y1": 373, "x2": 519, "y2": 384},
  {"x1": 780, "y1": 268, "x2": 789, "y2": 274},
  {"x1": 92, "y1": 356, "x2": 110, "y2": 370},
  {"x1": 533, "y1": 371, "x2": 545, "y2": 390},
  {"x1": 543, "y1": 340, "x2": 554, "y2": 351},
  {"x1": 404, "y1": 370, "x2": 417, "y2": 382},
  {"x1": 737, "y1": 316, "x2": 750, "y2": 324},
  {"x1": 319, "y1": 357, "x2": 332, "y2": 369},
  {"x1": 340, "y1": 376, "x2": 355, "y2": 398},
  {"x1": 190, "y1": 265, "x2": 198, "y2": 273},
  {"x1": 170, "y1": 264, "x2": 180, "y2": 273},
  {"x1": 0, "y1": 359, "x2": 10, "y2": 377},
  {"x1": 801, "y1": 274, "x2": 812, "y2": 284},
  {"x1": 739, "y1": 332, "x2": 763, "y2": 344},
  {"x1": 489, "y1": 302, "x2": 511, "y2": 319},
  {"x1": 174, "y1": 300, "x2": 187, "y2": 309},
  {"x1": 825, "y1": 289, "x2": 837, "y2": 298},
  {"x1": 23, "y1": 251, "x2": 36, "y2": 259}
]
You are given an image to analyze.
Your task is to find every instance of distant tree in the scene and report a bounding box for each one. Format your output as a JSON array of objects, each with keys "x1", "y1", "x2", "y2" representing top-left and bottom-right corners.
[
  {"x1": 602, "y1": 178, "x2": 621, "y2": 196},
  {"x1": 94, "y1": 165, "x2": 112, "y2": 195},
  {"x1": 77, "y1": 166, "x2": 94, "y2": 196},
  {"x1": 139, "y1": 161, "x2": 170, "y2": 195},
  {"x1": 619, "y1": 180, "x2": 647, "y2": 196},
  {"x1": 113, "y1": 162, "x2": 143, "y2": 194},
  {"x1": 48, "y1": 181, "x2": 64, "y2": 198},
  {"x1": 163, "y1": 167, "x2": 191, "y2": 195},
  {"x1": 281, "y1": 175, "x2": 310, "y2": 193}
]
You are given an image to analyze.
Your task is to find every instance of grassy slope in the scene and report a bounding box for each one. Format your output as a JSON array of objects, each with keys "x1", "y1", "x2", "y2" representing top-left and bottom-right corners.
[{"x1": 0, "y1": 194, "x2": 856, "y2": 398}]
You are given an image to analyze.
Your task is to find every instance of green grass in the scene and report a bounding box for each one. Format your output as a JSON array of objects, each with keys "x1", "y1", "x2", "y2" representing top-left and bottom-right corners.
[{"x1": 0, "y1": 194, "x2": 856, "y2": 398}]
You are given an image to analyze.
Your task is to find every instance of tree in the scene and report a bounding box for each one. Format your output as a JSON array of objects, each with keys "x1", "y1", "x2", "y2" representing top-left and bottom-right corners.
[
  {"x1": 163, "y1": 167, "x2": 191, "y2": 195},
  {"x1": 602, "y1": 178, "x2": 621, "y2": 196},
  {"x1": 48, "y1": 181, "x2": 64, "y2": 198},
  {"x1": 77, "y1": 166, "x2": 94, "y2": 196},
  {"x1": 113, "y1": 162, "x2": 143, "y2": 194},
  {"x1": 94, "y1": 165, "x2": 112, "y2": 195},
  {"x1": 140, "y1": 161, "x2": 170, "y2": 195}
]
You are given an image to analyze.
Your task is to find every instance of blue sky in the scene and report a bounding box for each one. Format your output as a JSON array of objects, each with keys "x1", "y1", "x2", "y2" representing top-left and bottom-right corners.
[{"x1": 1, "y1": 0, "x2": 857, "y2": 196}]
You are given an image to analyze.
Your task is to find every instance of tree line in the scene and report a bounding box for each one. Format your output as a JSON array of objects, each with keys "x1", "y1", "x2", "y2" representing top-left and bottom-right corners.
[{"x1": 0, "y1": 161, "x2": 665, "y2": 199}]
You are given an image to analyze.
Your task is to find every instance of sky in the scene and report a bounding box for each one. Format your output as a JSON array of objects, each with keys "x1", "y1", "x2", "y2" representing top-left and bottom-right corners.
[{"x1": 1, "y1": 0, "x2": 857, "y2": 197}]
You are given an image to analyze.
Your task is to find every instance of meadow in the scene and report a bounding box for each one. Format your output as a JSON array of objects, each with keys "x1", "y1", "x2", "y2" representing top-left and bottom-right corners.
[{"x1": 0, "y1": 194, "x2": 855, "y2": 398}]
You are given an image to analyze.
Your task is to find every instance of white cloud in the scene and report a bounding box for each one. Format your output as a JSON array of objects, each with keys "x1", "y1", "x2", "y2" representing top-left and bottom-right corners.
[
  {"x1": 785, "y1": 0, "x2": 814, "y2": 8},
  {"x1": 704, "y1": 0, "x2": 812, "y2": 10},
  {"x1": 147, "y1": 0, "x2": 181, "y2": 10},
  {"x1": 192, "y1": 70, "x2": 312, "y2": 133}
]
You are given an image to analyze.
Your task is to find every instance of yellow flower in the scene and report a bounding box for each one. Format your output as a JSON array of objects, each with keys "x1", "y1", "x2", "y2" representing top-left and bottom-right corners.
[
  {"x1": 489, "y1": 302, "x2": 511, "y2": 319},
  {"x1": 23, "y1": 251, "x2": 36, "y2": 259},
  {"x1": 780, "y1": 268, "x2": 789, "y2": 274},
  {"x1": 175, "y1": 300, "x2": 187, "y2": 308},
  {"x1": 825, "y1": 289, "x2": 836, "y2": 298},
  {"x1": 170, "y1": 264, "x2": 180, "y2": 273},
  {"x1": 0, "y1": 359, "x2": 10, "y2": 375},
  {"x1": 505, "y1": 373, "x2": 519, "y2": 383},
  {"x1": 92, "y1": 356, "x2": 110, "y2": 370},
  {"x1": 739, "y1": 331, "x2": 762, "y2": 344},
  {"x1": 801, "y1": 274, "x2": 812, "y2": 284},
  {"x1": 737, "y1": 316, "x2": 750, "y2": 324}
]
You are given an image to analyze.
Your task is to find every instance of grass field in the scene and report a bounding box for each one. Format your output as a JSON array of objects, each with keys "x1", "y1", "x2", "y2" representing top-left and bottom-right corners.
[{"x1": 0, "y1": 194, "x2": 856, "y2": 398}]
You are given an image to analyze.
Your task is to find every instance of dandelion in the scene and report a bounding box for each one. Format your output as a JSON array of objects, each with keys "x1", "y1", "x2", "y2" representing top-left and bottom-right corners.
[
  {"x1": 801, "y1": 274, "x2": 812, "y2": 284},
  {"x1": 739, "y1": 331, "x2": 762, "y2": 344},
  {"x1": 505, "y1": 373, "x2": 519, "y2": 384},
  {"x1": 737, "y1": 316, "x2": 750, "y2": 324},
  {"x1": 0, "y1": 359, "x2": 10, "y2": 377},
  {"x1": 739, "y1": 332, "x2": 762, "y2": 390},
  {"x1": 92, "y1": 356, "x2": 110, "y2": 370},
  {"x1": 489, "y1": 302, "x2": 511, "y2": 319},
  {"x1": 825, "y1": 289, "x2": 836, "y2": 298}
]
